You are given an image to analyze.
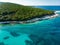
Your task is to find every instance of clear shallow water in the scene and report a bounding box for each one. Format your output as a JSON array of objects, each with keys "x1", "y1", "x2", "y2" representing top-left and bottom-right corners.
[{"x1": 0, "y1": 6, "x2": 60, "y2": 45}]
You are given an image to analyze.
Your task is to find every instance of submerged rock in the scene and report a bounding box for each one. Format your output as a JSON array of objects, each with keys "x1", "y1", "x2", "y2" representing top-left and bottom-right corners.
[
  {"x1": 29, "y1": 34, "x2": 59, "y2": 45},
  {"x1": 3, "y1": 36, "x2": 9, "y2": 40},
  {"x1": 0, "y1": 42, "x2": 5, "y2": 45},
  {"x1": 50, "y1": 32, "x2": 56, "y2": 35},
  {"x1": 25, "y1": 40, "x2": 33, "y2": 45},
  {"x1": 10, "y1": 32, "x2": 20, "y2": 37},
  {"x1": 29, "y1": 34, "x2": 44, "y2": 45},
  {"x1": 51, "y1": 37, "x2": 60, "y2": 45},
  {"x1": 43, "y1": 39, "x2": 52, "y2": 45}
]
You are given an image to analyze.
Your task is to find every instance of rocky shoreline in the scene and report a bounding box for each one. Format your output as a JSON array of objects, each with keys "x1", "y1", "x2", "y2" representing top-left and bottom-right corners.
[{"x1": 0, "y1": 13, "x2": 59, "y2": 24}]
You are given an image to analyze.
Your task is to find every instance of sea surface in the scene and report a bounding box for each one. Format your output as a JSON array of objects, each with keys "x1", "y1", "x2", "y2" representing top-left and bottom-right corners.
[
  {"x1": 34, "y1": 6, "x2": 60, "y2": 11},
  {"x1": 0, "y1": 6, "x2": 60, "y2": 45}
]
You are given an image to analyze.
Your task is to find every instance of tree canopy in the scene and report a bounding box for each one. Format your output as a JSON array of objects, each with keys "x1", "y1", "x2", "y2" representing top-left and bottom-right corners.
[{"x1": 0, "y1": 2, "x2": 54, "y2": 21}]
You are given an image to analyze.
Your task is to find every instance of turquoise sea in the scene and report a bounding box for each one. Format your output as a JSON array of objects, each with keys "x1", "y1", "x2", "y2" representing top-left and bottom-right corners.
[{"x1": 0, "y1": 6, "x2": 60, "y2": 45}]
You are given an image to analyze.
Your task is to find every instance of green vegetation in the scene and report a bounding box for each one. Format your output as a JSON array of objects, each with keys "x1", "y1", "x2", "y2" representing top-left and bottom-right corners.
[{"x1": 0, "y1": 2, "x2": 54, "y2": 21}]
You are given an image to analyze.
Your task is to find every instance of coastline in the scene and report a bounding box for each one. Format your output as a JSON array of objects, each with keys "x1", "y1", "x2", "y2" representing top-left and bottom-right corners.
[{"x1": 0, "y1": 13, "x2": 59, "y2": 24}]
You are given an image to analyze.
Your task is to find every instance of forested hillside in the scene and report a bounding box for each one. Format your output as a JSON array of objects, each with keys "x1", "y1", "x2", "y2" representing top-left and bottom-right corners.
[{"x1": 0, "y1": 2, "x2": 54, "y2": 21}]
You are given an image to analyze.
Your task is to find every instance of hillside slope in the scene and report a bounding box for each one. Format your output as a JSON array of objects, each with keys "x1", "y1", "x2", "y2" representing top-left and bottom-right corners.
[{"x1": 0, "y1": 2, "x2": 54, "y2": 21}]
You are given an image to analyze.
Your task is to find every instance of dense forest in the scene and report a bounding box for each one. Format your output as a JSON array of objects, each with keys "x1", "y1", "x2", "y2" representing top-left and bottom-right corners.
[{"x1": 0, "y1": 2, "x2": 54, "y2": 21}]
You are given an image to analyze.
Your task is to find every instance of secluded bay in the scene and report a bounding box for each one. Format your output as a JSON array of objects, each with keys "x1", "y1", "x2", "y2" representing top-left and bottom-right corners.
[{"x1": 0, "y1": 6, "x2": 60, "y2": 45}]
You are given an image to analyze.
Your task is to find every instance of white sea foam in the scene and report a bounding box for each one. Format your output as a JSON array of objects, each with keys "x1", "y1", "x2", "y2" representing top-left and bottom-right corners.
[{"x1": 55, "y1": 11, "x2": 60, "y2": 14}]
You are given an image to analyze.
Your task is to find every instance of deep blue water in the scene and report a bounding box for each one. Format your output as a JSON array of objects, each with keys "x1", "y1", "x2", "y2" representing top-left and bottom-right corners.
[
  {"x1": 35, "y1": 6, "x2": 60, "y2": 11},
  {"x1": 0, "y1": 6, "x2": 60, "y2": 45}
]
